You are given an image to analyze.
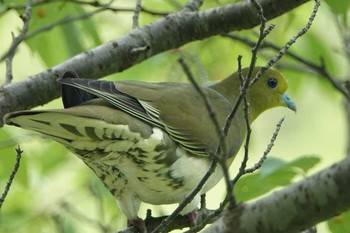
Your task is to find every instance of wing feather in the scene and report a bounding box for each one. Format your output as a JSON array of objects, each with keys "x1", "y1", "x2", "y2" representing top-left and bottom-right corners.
[{"x1": 58, "y1": 78, "x2": 163, "y2": 128}]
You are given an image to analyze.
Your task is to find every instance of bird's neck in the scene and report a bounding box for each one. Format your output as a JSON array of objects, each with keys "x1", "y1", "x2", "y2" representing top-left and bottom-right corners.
[
  {"x1": 209, "y1": 74, "x2": 241, "y2": 103},
  {"x1": 209, "y1": 75, "x2": 260, "y2": 124}
]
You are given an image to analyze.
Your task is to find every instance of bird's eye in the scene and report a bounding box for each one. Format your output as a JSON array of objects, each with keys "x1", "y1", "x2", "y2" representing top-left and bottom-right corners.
[{"x1": 267, "y1": 77, "x2": 277, "y2": 89}]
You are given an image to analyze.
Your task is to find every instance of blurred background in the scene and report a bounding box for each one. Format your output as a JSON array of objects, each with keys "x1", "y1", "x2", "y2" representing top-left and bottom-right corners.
[{"x1": 0, "y1": 0, "x2": 349, "y2": 232}]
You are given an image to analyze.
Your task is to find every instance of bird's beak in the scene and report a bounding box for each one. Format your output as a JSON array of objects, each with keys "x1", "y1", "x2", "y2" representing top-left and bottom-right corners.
[{"x1": 282, "y1": 93, "x2": 297, "y2": 112}]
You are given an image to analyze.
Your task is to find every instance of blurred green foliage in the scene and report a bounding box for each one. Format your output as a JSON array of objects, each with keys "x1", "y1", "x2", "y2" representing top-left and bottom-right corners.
[
  {"x1": 0, "y1": 0, "x2": 349, "y2": 232},
  {"x1": 235, "y1": 156, "x2": 321, "y2": 202},
  {"x1": 328, "y1": 210, "x2": 350, "y2": 233}
]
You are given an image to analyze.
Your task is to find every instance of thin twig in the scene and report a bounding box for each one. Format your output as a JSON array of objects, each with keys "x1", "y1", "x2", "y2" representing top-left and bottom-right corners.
[
  {"x1": 244, "y1": 0, "x2": 275, "y2": 84},
  {"x1": 177, "y1": 58, "x2": 226, "y2": 157},
  {"x1": 244, "y1": 117, "x2": 285, "y2": 174},
  {"x1": 218, "y1": 0, "x2": 270, "y2": 208},
  {"x1": 200, "y1": 194, "x2": 206, "y2": 209},
  {"x1": 215, "y1": 28, "x2": 268, "y2": 207},
  {"x1": 151, "y1": 160, "x2": 218, "y2": 233},
  {"x1": 151, "y1": 58, "x2": 224, "y2": 233},
  {"x1": 219, "y1": 0, "x2": 274, "y2": 209},
  {"x1": 217, "y1": 156, "x2": 234, "y2": 207},
  {"x1": 133, "y1": 0, "x2": 142, "y2": 28},
  {"x1": 4, "y1": 0, "x2": 32, "y2": 85},
  {"x1": 158, "y1": 0, "x2": 319, "y2": 230},
  {"x1": 117, "y1": 206, "x2": 217, "y2": 233},
  {"x1": 223, "y1": 31, "x2": 350, "y2": 101},
  {"x1": 229, "y1": 118, "x2": 285, "y2": 201},
  {"x1": 186, "y1": 117, "x2": 285, "y2": 233},
  {"x1": 182, "y1": 0, "x2": 203, "y2": 12},
  {"x1": 0, "y1": 0, "x2": 170, "y2": 63},
  {"x1": 246, "y1": 0, "x2": 268, "y2": 77},
  {"x1": 231, "y1": 118, "x2": 285, "y2": 186},
  {"x1": 189, "y1": 0, "x2": 320, "y2": 229},
  {"x1": 179, "y1": 50, "x2": 209, "y2": 83},
  {"x1": 225, "y1": 0, "x2": 319, "y2": 214},
  {"x1": 230, "y1": 57, "x2": 253, "y2": 207},
  {"x1": 250, "y1": 0, "x2": 321, "y2": 87},
  {"x1": 0, "y1": 7, "x2": 105, "y2": 63},
  {"x1": 180, "y1": 1, "x2": 272, "y2": 228},
  {"x1": 0, "y1": 0, "x2": 169, "y2": 18},
  {"x1": 0, "y1": 146, "x2": 22, "y2": 209},
  {"x1": 177, "y1": 58, "x2": 235, "y2": 209},
  {"x1": 221, "y1": 0, "x2": 270, "y2": 140},
  {"x1": 23, "y1": 7, "x2": 106, "y2": 42}
]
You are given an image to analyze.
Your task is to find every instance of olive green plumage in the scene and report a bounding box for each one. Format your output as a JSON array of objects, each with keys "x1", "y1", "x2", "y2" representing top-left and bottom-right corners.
[{"x1": 3, "y1": 67, "x2": 296, "y2": 230}]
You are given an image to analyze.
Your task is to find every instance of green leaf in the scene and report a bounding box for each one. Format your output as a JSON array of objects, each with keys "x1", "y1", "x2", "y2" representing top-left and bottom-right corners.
[
  {"x1": 288, "y1": 156, "x2": 321, "y2": 173},
  {"x1": 328, "y1": 210, "x2": 350, "y2": 233},
  {"x1": 235, "y1": 155, "x2": 321, "y2": 202},
  {"x1": 324, "y1": 0, "x2": 350, "y2": 22},
  {"x1": 72, "y1": 4, "x2": 102, "y2": 46},
  {"x1": 60, "y1": 22, "x2": 85, "y2": 57},
  {"x1": 13, "y1": 2, "x2": 100, "y2": 67},
  {"x1": 259, "y1": 157, "x2": 287, "y2": 177}
]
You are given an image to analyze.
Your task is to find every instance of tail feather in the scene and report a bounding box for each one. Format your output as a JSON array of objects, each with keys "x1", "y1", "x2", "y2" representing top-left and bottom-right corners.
[{"x1": 4, "y1": 111, "x2": 144, "y2": 151}]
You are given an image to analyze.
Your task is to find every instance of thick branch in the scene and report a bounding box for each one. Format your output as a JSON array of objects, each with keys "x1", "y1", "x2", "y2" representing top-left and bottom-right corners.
[
  {"x1": 0, "y1": 0, "x2": 310, "y2": 126},
  {"x1": 203, "y1": 157, "x2": 350, "y2": 233}
]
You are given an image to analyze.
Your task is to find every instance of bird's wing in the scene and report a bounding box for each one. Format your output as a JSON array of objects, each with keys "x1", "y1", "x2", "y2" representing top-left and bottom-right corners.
[
  {"x1": 58, "y1": 77, "x2": 163, "y2": 129},
  {"x1": 117, "y1": 81, "x2": 239, "y2": 156},
  {"x1": 58, "y1": 77, "x2": 237, "y2": 157}
]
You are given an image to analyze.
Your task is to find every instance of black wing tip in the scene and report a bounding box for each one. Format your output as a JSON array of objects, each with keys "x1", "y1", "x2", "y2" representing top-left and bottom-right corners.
[
  {"x1": 57, "y1": 71, "x2": 83, "y2": 85},
  {"x1": 59, "y1": 72, "x2": 102, "y2": 108}
]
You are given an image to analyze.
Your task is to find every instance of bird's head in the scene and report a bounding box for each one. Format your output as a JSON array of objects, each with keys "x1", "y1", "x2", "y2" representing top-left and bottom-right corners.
[{"x1": 247, "y1": 67, "x2": 296, "y2": 122}]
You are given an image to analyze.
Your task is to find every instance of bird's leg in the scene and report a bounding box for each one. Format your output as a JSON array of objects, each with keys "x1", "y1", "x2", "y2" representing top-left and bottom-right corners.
[
  {"x1": 181, "y1": 194, "x2": 200, "y2": 227},
  {"x1": 187, "y1": 210, "x2": 198, "y2": 226},
  {"x1": 117, "y1": 194, "x2": 143, "y2": 231},
  {"x1": 128, "y1": 217, "x2": 147, "y2": 233}
]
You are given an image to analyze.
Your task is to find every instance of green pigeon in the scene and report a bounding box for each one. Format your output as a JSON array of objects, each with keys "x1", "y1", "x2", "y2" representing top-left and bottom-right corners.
[{"x1": 3, "y1": 67, "x2": 296, "y2": 232}]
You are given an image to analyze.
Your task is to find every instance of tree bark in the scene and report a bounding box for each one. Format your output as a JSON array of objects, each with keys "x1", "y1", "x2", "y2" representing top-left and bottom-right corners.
[
  {"x1": 204, "y1": 157, "x2": 350, "y2": 233},
  {"x1": 0, "y1": 0, "x2": 310, "y2": 126}
]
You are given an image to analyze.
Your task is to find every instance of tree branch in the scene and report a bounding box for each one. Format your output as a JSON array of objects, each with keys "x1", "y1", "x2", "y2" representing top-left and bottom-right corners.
[
  {"x1": 132, "y1": 0, "x2": 142, "y2": 28},
  {"x1": 182, "y1": 0, "x2": 204, "y2": 12},
  {"x1": 0, "y1": 0, "x2": 169, "y2": 18},
  {"x1": 203, "y1": 156, "x2": 350, "y2": 233},
  {"x1": 0, "y1": 0, "x2": 310, "y2": 126},
  {"x1": 223, "y1": 32, "x2": 350, "y2": 101},
  {"x1": 0, "y1": 146, "x2": 22, "y2": 209},
  {"x1": 4, "y1": 0, "x2": 32, "y2": 85},
  {"x1": 250, "y1": 0, "x2": 320, "y2": 87}
]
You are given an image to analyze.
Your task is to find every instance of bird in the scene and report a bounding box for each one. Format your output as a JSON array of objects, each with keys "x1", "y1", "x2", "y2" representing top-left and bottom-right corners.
[{"x1": 3, "y1": 67, "x2": 296, "y2": 232}]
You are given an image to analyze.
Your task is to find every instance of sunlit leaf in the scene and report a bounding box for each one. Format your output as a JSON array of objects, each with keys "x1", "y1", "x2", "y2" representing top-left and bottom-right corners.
[
  {"x1": 12, "y1": 2, "x2": 100, "y2": 67},
  {"x1": 328, "y1": 210, "x2": 350, "y2": 233},
  {"x1": 324, "y1": 0, "x2": 350, "y2": 22},
  {"x1": 259, "y1": 157, "x2": 287, "y2": 177},
  {"x1": 235, "y1": 155, "x2": 321, "y2": 201}
]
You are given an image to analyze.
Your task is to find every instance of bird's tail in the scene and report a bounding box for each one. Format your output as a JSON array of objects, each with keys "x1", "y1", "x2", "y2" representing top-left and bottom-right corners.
[
  {"x1": 3, "y1": 106, "x2": 144, "y2": 154},
  {"x1": 5, "y1": 110, "x2": 93, "y2": 146}
]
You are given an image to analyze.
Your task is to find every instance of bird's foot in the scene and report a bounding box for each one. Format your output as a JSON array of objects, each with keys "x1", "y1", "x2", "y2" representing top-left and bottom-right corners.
[
  {"x1": 128, "y1": 217, "x2": 147, "y2": 233},
  {"x1": 187, "y1": 210, "x2": 198, "y2": 227}
]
